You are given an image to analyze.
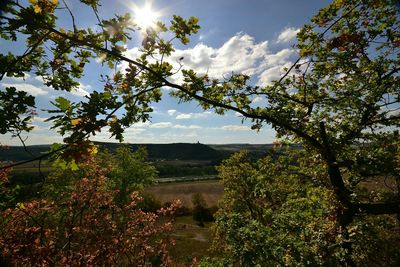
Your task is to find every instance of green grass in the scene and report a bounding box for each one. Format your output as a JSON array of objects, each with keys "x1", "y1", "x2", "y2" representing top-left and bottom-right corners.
[{"x1": 169, "y1": 216, "x2": 213, "y2": 265}]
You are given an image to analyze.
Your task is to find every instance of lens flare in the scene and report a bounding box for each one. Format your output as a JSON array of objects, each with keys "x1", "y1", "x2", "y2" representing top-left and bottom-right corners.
[{"x1": 131, "y1": 2, "x2": 160, "y2": 30}]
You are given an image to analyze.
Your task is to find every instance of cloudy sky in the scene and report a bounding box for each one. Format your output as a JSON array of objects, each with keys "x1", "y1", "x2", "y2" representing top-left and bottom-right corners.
[{"x1": 0, "y1": 0, "x2": 331, "y2": 145}]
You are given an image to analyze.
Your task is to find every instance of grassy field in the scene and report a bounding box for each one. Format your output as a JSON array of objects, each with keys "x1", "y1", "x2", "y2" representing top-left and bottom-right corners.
[
  {"x1": 169, "y1": 216, "x2": 214, "y2": 265},
  {"x1": 145, "y1": 181, "x2": 224, "y2": 264},
  {"x1": 146, "y1": 180, "x2": 223, "y2": 208},
  {"x1": 7, "y1": 160, "x2": 52, "y2": 173}
]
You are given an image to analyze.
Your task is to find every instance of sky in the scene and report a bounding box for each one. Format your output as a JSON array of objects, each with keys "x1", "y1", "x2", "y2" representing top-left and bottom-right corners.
[{"x1": 0, "y1": 0, "x2": 332, "y2": 145}]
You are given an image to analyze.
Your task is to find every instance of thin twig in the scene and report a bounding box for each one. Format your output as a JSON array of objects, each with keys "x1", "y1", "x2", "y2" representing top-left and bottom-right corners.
[
  {"x1": 0, "y1": 30, "x2": 51, "y2": 80},
  {"x1": 0, "y1": 145, "x2": 67, "y2": 170},
  {"x1": 62, "y1": 0, "x2": 77, "y2": 33}
]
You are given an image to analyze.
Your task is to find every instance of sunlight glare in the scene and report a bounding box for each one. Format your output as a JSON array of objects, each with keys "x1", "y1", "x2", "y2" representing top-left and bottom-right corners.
[{"x1": 132, "y1": 2, "x2": 160, "y2": 30}]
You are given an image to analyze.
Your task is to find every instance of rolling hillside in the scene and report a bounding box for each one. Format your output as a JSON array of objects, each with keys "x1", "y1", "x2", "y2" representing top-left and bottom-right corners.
[{"x1": 1, "y1": 142, "x2": 224, "y2": 162}]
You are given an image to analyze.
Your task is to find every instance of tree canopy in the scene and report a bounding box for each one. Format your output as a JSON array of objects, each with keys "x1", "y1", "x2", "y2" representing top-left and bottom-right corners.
[{"x1": 1, "y1": 0, "x2": 400, "y2": 265}]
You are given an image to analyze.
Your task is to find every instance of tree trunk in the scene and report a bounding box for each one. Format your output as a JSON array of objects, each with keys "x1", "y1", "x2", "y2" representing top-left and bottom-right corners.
[{"x1": 319, "y1": 122, "x2": 356, "y2": 266}]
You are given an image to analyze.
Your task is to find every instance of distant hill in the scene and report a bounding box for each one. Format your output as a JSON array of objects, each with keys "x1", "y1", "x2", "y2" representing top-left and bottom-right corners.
[
  {"x1": 0, "y1": 142, "x2": 224, "y2": 162},
  {"x1": 0, "y1": 142, "x2": 301, "y2": 162},
  {"x1": 209, "y1": 143, "x2": 302, "y2": 157},
  {"x1": 0, "y1": 145, "x2": 50, "y2": 162},
  {"x1": 209, "y1": 144, "x2": 274, "y2": 157},
  {"x1": 95, "y1": 142, "x2": 223, "y2": 161}
]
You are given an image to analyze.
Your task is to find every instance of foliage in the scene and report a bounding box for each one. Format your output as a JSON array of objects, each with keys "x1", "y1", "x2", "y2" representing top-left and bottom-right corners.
[
  {"x1": 98, "y1": 145, "x2": 157, "y2": 205},
  {"x1": 0, "y1": 146, "x2": 23, "y2": 210},
  {"x1": 192, "y1": 192, "x2": 207, "y2": 227},
  {"x1": 157, "y1": 163, "x2": 216, "y2": 178},
  {"x1": 210, "y1": 150, "x2": 400, "y2": 266},
  {"x1": 0, "y1": 157, "x2": 180, "y2": 266},
  {"x1": 0, "y1": 87, "x2": 35, "y2": 136},
  {"x1": 0, "y1": 167, "x2": 15, "y2": 210},
  {"x1": 1, "y1": 0, "x2": 400, "y2": 265},
  {"x1": 0, "y1": 0, "x2": 200, "y2": 156},
  {"x1": 172, "y1": 0, "x2": 400, "y2": 265},
  {"x1": 136, "y1": 192, "x2": 162, "y2": 213}
]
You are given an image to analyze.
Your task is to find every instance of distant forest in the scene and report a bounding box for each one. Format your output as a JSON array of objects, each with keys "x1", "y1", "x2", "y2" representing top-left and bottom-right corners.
[{"x1": 1, "y1": 142, "x2": 278, "y2": 162}]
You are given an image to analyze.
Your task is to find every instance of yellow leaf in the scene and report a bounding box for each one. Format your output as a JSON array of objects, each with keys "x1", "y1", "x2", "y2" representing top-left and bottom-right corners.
[
  {"x1": 52, "y1": 0, "x2": 59, "y2": 5},
  {"x1": 34, "y1": 5, "x2": 42, "y2": 13},
  {"x1": 71, "y1": 118, "x2": 82, "y2": 126},
  {"x1": 87, "y1": 146, "x2": 98, "y2": 155},
  {"x1": 335, "y1": 0, "x2": 344, "y2": 8}
]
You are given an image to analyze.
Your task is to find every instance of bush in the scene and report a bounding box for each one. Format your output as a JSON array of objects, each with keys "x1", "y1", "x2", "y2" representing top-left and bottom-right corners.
[
  {"x1": 0, "y1": 158, "x2": 179, "y2": 266},
  {"x1": 137, "y1": 192, "x2": 162, "y2": 212}
]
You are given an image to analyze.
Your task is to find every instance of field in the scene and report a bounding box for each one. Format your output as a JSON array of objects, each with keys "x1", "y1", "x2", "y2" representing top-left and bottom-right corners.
[
  {"x1": 147, "y1": 180, "x2": 224, "y2": 264},
  {"x1": 170, "y1": 216, "x2": 214, "y2": 265},
  {"x1": 146, "y1": 180, "x2": 223, "y2": 208}
]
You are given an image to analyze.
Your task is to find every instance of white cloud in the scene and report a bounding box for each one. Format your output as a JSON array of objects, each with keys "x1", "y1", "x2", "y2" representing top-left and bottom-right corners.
[
  {"x1": 2, "y1": 75, "x2": 91, "y2": 98},
  {"x1": 168, "y1": 33, "x2": 295, "y2": 87},
  {"x1": 131, "y1": 121, "x2": 150, "y2": 128},
  {"x1": 174, "y1": 124, "x2": 202, "y2": 129},
  {"x1": 175, "y1": 111, "x2": 211, "y2": 120},
  {"x1": 34, "y1": 76, "x2": 45, "y2": 83},
  {"x1": 252, "y1": 96, "x2": 263, "y2": 103},
  {"x1": 122, "y1": 31, "x2": 298, "y2": 89},
  {"x1": 1, "y1": 83, "x2": 48, "y2": 96},
  {"x1": 264, "y1": 48, "x2": 296, "y2": 66},
  {"x1": 167, "y1": 109, "x2": 177, "y2": 116},
  {"x1": 149, "y1": 122, "x2": 173, "y2": 128},
  {"x1": 234, "y1": 111, "x2": 242, "y2": 117},
  {"x1": 176, "y1": 113, "x2": 192, "y2": 120},
  {"x1": 123, "y1": 47, "x2": 142, "y2": 61},
  {"x1": 386, "y1": 109, "x2": 400, "y2": 117},
  {"x1": 1, "y1": 73, "x2": 31, "y2": 83},
  {"x1": 221, "y1": 125, "x2": 251, "y2": 131},
  {"x1": 71, "y1": 83, "x2": 91, "y2": 97},
  {"x1": 33, "y1": 116, "x2": 49, "y2": 123},
  {"x1": 168, "y1": 33, "x2": 269, "y2": 80},
  {"x1": 124, "y1": 128, "x2": 146, "y2": 134},
  {"x1": 277, "y1": 27, "x2": 300, "y2": 43},
  {"x1": 257, "y1": 62, "x2": 293, "y2": 86},
  {"x1": 136, "y1": 121, "x2": 202, "y2": 130},
  {"x1": 120, "y1": 47, "x2": 144, "y2": 71}
]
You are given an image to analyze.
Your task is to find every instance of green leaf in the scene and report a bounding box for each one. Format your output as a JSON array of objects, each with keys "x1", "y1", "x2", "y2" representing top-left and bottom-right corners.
[{"x1": 55, "y1": 97, "x2": 71, "y2": 111}]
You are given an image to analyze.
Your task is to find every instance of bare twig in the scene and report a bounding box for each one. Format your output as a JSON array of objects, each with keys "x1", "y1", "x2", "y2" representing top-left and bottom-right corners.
[{"x1": 62, "y1": 0, "x2": 77, "y2": 33}]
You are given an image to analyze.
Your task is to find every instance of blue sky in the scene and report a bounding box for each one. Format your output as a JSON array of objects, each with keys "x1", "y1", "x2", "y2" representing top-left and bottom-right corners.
[{"x1": 0, "y1": 0, "x2": 331, "y2": 145}]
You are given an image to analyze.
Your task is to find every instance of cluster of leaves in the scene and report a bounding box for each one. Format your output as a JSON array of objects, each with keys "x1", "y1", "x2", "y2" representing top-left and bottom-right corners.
[
  {"x1": 191, "y1": 1, "x2": 400, "y2": 264},
  {"x1": 191, "y1": 192, "x2": 214, "y2": 227},
  {"x1": 205, "y1": 150, "x2": 400, "y2": 266},
  {"x1": 1, "y1": 0, "x2": 400, "y2": 265},
  {"x1": 98, "y1": 145, "x2": 157, "y2": 206},
  {"x1": 0, "y1": 156, "x2": 180, "y2": 266},
  {"x1": 171, "y1": 0, "x2": 400, "y2": 143},
  {"x1": 0, "y1": 168, "x2": 14, "y2": 210},
  {"x1": 0, "y1": 0, "x2": 200, "y2": 155},
  {"x1": 0, "y1": 87, "x2": 35, "y2": 135},
  {"x1": 0, "y1": 145, "x2": 22, "y2": 211}
]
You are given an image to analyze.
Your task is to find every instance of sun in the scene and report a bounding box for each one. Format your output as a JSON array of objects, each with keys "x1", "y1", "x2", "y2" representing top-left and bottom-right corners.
[{"x1": 132, "y1": 2, "x2": 160, "y2": 30}]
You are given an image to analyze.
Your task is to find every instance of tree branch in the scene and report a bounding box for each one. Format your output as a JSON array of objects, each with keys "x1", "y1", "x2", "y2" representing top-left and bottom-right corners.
[
  {"x1": 0, "y1": 145, "x2": 67, "y2": 170},
  {"x1": 356, "y1": 201, "x2": 400, "y2": 215},
  {"x1": 47, "y1": 27, "x2": 324, "y2": 151}
]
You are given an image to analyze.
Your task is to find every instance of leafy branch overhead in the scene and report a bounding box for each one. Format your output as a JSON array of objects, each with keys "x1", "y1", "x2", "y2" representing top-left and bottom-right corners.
[
  {"x1": 1, "y1": 0, "x2": 199, "y2": 146},
  {"x1": 0, "y1": 0, "x2": 400, "y2": 265}
]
